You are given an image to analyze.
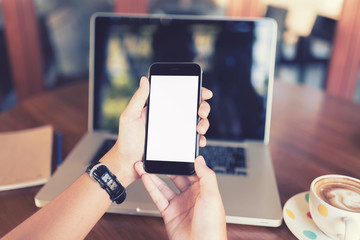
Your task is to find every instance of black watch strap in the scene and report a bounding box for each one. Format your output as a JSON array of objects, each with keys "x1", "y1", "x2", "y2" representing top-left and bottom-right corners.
[{"x1": 86, "y1": 162, "x2": 126, "y2": 204}]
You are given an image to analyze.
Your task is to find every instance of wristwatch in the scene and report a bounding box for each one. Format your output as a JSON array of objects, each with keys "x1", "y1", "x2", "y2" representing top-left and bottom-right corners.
[{"x1": 86, "y1": 162, "x2": 127, "y2": 204}]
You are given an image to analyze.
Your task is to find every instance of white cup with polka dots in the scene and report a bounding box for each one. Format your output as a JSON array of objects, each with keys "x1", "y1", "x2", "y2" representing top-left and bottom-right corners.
[{"x1": 309, "y1": 175, "x2": 360, "y2": 240}]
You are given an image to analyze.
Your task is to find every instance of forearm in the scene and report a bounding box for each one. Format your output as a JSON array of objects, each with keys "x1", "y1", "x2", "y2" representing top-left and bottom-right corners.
[
  {"x1": 3, "y1": 173, "x2": 112, "y2": 240},
  {"x1": 3, "y1": 148, "x2": 134, "y2": 240}
]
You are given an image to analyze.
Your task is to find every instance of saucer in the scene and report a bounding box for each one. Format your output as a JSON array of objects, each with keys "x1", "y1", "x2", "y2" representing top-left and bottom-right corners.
[{"x1": 283, "y1": 191, "x2": 331, "y2": 240}]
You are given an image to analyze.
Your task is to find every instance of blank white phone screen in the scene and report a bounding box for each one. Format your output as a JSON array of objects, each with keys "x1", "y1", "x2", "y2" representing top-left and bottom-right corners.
[{"x1": 146, "y1": 75, "x2": 199, "y2": 162}]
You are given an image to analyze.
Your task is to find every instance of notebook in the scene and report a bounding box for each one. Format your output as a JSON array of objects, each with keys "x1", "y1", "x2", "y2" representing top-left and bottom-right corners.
[
  {"x1": 35, "y1": 13, "x2": 282, "y2": 227},
  {"x1": 0, "y1": 125, "x2": 52, "y2": 191}
]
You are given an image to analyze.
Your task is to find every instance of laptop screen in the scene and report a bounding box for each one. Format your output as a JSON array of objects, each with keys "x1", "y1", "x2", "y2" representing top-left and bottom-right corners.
[{"x1": 91, "y1": 14, "x2": 276, "y2": 142}]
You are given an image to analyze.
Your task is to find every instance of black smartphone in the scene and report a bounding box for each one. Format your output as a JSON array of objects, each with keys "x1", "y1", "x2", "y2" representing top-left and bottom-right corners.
[{"x1": 144, "y1": 62, "x2": 202, "y2": 175}]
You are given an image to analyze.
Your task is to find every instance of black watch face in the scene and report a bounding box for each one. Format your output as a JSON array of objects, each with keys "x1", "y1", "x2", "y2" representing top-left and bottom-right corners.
[
  {"x1": 95, "y1": 165, "x2": 108, "y2": 176},
  {"x1": 96, "y1": 165, "x2": 109, "y2": 179},
  {"x1": 95, "y1": 165, "x2": 115, "y2": 188},
  {"x1": 91, "y1": 163, "x2": 127, "y2": 204}
]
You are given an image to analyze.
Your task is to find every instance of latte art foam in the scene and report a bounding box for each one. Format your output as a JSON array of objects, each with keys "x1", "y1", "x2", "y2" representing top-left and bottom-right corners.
[{"x1": 315, "y1": 179, "x2": 360, "y2": 213}]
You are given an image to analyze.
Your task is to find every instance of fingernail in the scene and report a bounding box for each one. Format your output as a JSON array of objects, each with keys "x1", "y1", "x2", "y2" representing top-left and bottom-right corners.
[
  {"x1": 197, "y1": 156, "x2": 206, "y2": 165},
  {"x1": 139, "y1": 77, "x2": 144, "y2": 87}
]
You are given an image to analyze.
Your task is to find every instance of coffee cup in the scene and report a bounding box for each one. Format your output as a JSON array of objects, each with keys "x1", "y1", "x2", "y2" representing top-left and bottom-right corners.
[{"x1": 309, "y1": 174, "x2": 360, "y2": 240}]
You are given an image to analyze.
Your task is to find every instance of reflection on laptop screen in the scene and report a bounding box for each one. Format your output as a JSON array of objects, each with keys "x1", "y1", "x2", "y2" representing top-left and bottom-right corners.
[{"x1": 93, "y1": 16, "x2": 275, "y2": 141}]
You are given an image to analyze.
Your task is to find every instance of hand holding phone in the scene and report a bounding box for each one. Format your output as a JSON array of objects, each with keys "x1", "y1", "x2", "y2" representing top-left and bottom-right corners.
[{"x1": 144, "y1": 62, "x2": 203, "y2": 175}]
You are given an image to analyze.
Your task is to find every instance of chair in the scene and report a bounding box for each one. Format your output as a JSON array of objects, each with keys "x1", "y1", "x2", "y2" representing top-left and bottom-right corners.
[
  {"x1": 1, "y1": 0, "x2": 148, "y2": 104},
  {"x1": 292, "y1": 16, "x2": 336, "y2": 86},
  {"x1": 1, "y1": 0, "x2": 44, "y2": 102},
  {"x1": 113, "y1": 0, "x2": 148, "y2": 14},
  {"x1": 326, "y1": 0, "x2": 360, "y2": 100}
]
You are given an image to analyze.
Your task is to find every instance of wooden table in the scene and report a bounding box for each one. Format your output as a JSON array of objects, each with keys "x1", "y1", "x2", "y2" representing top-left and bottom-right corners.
[{"x1": 1, "y1": 80, "x2": 360, "y2": 239}]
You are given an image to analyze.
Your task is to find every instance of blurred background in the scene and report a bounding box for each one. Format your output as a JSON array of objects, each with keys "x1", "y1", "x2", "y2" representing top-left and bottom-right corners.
[{"x1": 0, "y1": 0, "x2": 359, "y2": 112}]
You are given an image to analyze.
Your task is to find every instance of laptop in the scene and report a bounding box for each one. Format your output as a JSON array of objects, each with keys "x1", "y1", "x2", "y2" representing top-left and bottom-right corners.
[{"x1": 35, "y1": 13, "x2": 283, "y2": 227}]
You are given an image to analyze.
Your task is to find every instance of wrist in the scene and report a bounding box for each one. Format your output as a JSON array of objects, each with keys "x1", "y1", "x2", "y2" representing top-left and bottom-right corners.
[
  {"x1": 86, "y1": 162, "x2": 127, "y2": 204},
  {"x1": 99, "y1": 146, "x2": 138, "y2": 188}
]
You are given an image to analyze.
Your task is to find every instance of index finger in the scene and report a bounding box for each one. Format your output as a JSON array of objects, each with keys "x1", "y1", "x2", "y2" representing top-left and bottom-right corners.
[{"x1": 201, "y1": 87, "x2": 213, "y2": 101}]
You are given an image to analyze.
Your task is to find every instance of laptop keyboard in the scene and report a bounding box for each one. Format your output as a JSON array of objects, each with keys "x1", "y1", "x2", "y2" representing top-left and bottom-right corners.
[
  {"x1": 199, "y1": 146, "x2": 247, "y2": 175},
  {"x1": 91, "y1": 139, "x2": 247, "y2": 175}
]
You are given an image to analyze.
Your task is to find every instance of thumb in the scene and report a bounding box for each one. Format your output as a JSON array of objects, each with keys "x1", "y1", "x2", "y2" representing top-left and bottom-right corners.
[
  {"x1": 124, "y1": 77, "x2": 149, "y2": 117},
  {"x1": 195, "y1": 156, "x2": 219, "y2": 194}
]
